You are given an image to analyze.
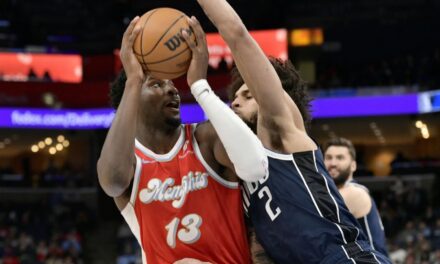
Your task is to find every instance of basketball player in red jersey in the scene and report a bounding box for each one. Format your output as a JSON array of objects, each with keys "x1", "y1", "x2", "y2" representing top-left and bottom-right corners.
[{"x1": 97, "y1": 15, "x2": 268, "y2": 264}]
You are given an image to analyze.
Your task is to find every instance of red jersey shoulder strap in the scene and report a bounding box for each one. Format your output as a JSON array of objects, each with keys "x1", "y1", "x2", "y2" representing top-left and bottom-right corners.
[{"x1": 189, "y1": 123, "x2": 239, "y2": 189}]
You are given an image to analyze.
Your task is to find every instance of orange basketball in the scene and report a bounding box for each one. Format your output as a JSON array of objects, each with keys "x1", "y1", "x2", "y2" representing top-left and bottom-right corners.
[{"x1": 133, "y1": 8, "x2": 195, "y2": 80}]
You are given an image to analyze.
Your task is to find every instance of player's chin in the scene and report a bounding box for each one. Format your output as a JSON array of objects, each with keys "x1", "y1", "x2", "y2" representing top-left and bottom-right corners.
[
  {"x1": 165, "y1": 115, "x2": 182, "y2": 128},
  {"x1": 328, "y1": 171, "x2": 339, "y2": 179},
  {"x1": 236, "y1": 114, "x2": 248, "y2": 123}
]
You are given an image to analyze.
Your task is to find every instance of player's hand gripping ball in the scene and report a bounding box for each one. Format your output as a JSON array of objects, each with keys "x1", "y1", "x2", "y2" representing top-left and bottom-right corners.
[{"x1": 133, "y1": 8, "x2": 196, "y2": 80}]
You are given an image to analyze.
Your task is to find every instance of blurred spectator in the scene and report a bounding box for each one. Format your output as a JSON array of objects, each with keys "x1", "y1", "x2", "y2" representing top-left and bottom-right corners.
[
  {"x1": 0, "y1": 161, "x2": 93, "y2": 188},
  {"x1": 431, "y1": 249, "x2": 440, "y2": 264},
  {"x1": 0, "y1": 200, "x2": 93, "y2": 264},
  {"x1": 432, "y1": 219, "x2": 440, "y2": 250},
  {"x1": 117, "y1": 242, "x2": 138, "y2": 264},
  {"x1": 389, "y1": 243, "x2": 407, "y2": 264},
  {"x1": 418, "y1": 221, "x2": 432, "y2": 240},
  {"x1": 116, "y1": 223, "x2": 142, "y2": 264},
  {"x1": 396, "y1": 221, "x2": 417, "y2": 246}
]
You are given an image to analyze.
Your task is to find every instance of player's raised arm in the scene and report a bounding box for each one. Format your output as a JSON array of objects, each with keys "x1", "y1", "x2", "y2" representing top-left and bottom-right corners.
[
  {"x1": 182, "y1": 16, "x2": 267, "y2": 182},
  {"x1": 97, "y1": 16, "x2": 143, "y2": 197},
  {"x1": 196, "y1": 0, "x2": 299, "y2": 126}
]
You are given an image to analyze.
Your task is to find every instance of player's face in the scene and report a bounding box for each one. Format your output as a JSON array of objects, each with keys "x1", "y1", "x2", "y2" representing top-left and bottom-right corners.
[
  {"x1": 140, "y1": 76, "x2": 181, "y2": 127},
  {"x1": 231, "y1": 84, "x2": 259, "y2": 132},
  {"x1": 324, "y1": 146, "x2": 356, "y2": 186}
]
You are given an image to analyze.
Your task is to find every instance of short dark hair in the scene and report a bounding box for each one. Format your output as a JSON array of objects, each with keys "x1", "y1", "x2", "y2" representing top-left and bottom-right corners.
[
  {"x1": 324, "y1": 137, "x2": 356, "y2": 160},
  {"x1": 227, "y1": 57, "x2": 312, "y2": 125},
  {"x1": 109, "y1": 69, "x2": 127, "y2": 109}
]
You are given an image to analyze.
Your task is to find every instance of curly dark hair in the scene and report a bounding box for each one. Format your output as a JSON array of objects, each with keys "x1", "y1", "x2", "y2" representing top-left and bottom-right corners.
[
  {"x1": 227, "y1": 57, "x2": 313, "y2": 125},
  {"x1": 109, "y1": 69, "x2": 127, "y2": 109}
]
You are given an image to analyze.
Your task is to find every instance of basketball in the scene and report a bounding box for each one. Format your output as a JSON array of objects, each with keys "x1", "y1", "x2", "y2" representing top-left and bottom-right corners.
[{"x1": 133, "y1": 8, "x2": 195, "y2": 80}]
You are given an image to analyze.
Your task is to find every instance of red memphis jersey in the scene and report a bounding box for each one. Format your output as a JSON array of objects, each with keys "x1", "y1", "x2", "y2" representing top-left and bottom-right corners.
[{"x1": 121, "y1": 124, "x2": 251, "y2": 264}]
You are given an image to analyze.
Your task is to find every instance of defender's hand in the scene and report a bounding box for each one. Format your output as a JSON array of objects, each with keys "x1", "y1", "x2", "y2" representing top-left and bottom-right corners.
[
  {"x1": 182, "y1": 16, "x2": 209, "y2": 87},
  {"x1": 120, "y1": 16, "x2": 145, "y2": 84}
]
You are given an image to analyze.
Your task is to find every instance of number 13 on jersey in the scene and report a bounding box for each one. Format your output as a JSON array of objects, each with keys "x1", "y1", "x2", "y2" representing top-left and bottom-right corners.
[{"x1": 165, "y1": 213, "x2": 203, "y2": 248}]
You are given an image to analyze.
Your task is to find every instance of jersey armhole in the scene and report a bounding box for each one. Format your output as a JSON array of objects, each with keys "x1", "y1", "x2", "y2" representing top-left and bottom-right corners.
[
  {"x1": 129, "y1": 154, "x2": 142, "y2": 205},
  {"x1": 191, "y1": 123, "x2": 239, "y2": 189},
  {"x1": 120, "y1": 154, "x2": 147, "y2": 262}
]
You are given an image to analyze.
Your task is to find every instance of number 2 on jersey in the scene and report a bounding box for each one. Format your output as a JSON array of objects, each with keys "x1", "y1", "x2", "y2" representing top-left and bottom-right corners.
[
  {"x1": 258, "y1": 186, "x2": 281, "y2": 221},
  {"x1": 165, "y1": 214, "x2": 202, "y2": 248}
]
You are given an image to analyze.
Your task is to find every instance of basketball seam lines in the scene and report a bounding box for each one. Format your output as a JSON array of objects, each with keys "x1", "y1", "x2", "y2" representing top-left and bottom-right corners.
[
  {"x1": 143, "y1": 14, "x2": 186, "y2": 57},
  {"x1": 140, "y1": 9, "x2": 158, "y2": 71},
  {"x1": 148, "y1": 68, "x2": 187, "y2": 74},
  {"x1": 145, "y1": 47, "x2": 190, "y2": 65}
]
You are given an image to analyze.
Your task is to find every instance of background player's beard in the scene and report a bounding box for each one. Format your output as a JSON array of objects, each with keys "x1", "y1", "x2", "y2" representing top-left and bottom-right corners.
[{"x1": 333, "y1": 165, "x2": 351, "y2": 187}]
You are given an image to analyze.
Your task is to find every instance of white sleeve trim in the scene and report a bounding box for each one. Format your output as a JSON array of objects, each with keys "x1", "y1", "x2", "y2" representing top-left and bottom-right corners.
[
  {"x1": 363, "y1": 216, "x2": 375, "y2": 250},
  {"x1": 129, "y1": 154, "x2": 142, "y2": 205},
  {"x1": 265, "y1": 148, "x2": 294, "y2": 160},
  {"x1": 134, "y1": 125, "x2": 185, "y2": 162}
]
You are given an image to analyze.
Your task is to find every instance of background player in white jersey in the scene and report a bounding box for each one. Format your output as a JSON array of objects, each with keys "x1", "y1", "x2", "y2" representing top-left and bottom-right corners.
[
  {"x1": 97, "y1": 15, "x2": 267, "y2": 263},
  {"x1": 324, "y1": 137, "x2": 389, "y2": 256}
]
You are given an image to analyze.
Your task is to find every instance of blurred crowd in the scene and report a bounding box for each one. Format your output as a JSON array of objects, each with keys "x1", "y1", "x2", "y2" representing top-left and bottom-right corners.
[
  {"x1": 314, "y1": 50, "x2": 440, "y2": 90},
  {"x1": 388, "y1": 217, "x2": 440, "y2": 264},
  {"x1": 0, "y1": 163, "x2": 93, "y2": 189},
  {"x1": 376, "y1": 178, "x2": 440, "y2": 264},
  {"x1": 0, "y1": 200, "x2": 94, "y2": 264},
  {"x1": 115, "y1": 225, "x2": 142, "y2": 264}
]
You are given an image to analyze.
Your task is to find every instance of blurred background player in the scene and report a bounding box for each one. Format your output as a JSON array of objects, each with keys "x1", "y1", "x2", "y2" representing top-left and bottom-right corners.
[
  {"x1": 97, "y1": 15, "x2": 267, "y2": 263},
  {"x1": 194, "y1": 0, "x2": 391, "y2": 262},
  {"x1": 324, "y1": 137, "x2": 389, "y2": 257}
]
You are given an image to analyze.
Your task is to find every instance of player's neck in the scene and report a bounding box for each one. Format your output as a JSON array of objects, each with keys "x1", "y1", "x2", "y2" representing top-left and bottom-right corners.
[{"x1": 136, "y1": 123, "x2": 182, "y2": 154}]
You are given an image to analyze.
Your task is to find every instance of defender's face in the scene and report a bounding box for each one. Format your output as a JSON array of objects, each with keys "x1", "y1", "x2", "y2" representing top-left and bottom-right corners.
[
  {"x1": 140, "y1": 77, "x2": 181, "y2": 125},
  {"x1": 231, "y1": 84, "x2": 259, "y2": 128},
  {"x1": 324, "y1": 146, "x2": 356, "y2": 185}
]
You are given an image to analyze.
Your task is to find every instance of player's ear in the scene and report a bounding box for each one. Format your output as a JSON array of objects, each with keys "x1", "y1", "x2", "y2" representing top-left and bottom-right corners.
[{"x1": 351, "y1": 160, "x2": 357, "y2": 173}]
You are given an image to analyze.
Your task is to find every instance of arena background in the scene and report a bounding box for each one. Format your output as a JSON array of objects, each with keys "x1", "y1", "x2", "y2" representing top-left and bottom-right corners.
[{"x1": 0, "y1": 0, "x2": 439, "y2": 263}]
